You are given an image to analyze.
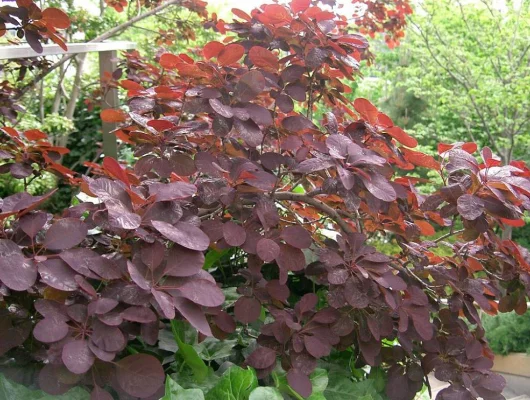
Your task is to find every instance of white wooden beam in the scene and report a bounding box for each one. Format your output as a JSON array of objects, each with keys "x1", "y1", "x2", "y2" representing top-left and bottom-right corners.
[{"x1": 0, "y1": 41, "x2": 136, "y2": 60}]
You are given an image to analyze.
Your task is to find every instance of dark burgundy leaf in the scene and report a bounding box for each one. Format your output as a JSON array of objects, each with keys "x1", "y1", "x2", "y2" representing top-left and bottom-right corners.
[
  {"x1": 88, "y1": 341, "x2": 116, "y2": 362},
  {"x1": 282, "y1": 115, "x2": 317, "y2": 132},
  {"x1": 33, "y1": 317, "x2": 69, "y2": 343},
  {"x1": 62, "y1": 339, "x2": 94, "y2": 374},
  {"x1": 38, "y1": 259, "x2": 78, "y2": 291},
  {"x1": 152, "y1": 220, "x2": 210, "y2": 251},
  {"x1": 294, "y1": 158, "x2": 335, "y2": 173},
  {"x1": 88, "y1": 298, "x2": 119, "y2": 315},
  {"x1": 287, "y1": 369, "x2": 312, "y2": 397},
  {"x1": 165, "y1": 245, "x2": 205, "y2": 277},
  {"x1": 149, "y1": 181, "x2": 196, "y2": 202},
  {"x1": 174, "y1": 297, "x2": 212, "y2": 336},
  {"x1": 127, "y1": 260, "x2": 151, "y2": 290},
  {"x1": 43, "y1": 218, "x2": 87, "y2": 250},
  {"x1": 281, "y1": 225, "x2": 312, "y2": 249},
  {"x1": 266, "y1": 279, "x2": 290, "y2": 301},
  {"x1": 151, "y1": 289, "x2": 175, "y2": 319},
  {"x1": 234, "y1": 118, "x2": 263, "y2": 147},
  {"x1": 303, "y1": 335, "x2": 331, "y2": 358},
  {"x1": 223, "y1": 221, "x2": 247, "y2": 246},
  {"x1": 91, "y1": 320, "x2": 125, "y2": 352},
  {"x1": 276, "y1": 244, "x2": 306, "y2": 273},
  {"x1": 234, "y1": 296, "x2": 261, "y2": 323},
  {"x1": 358, "y1": 171, "x2": 397, "y2": 202},
  {"x1": 457, "y1": 194, "x2": 485, "y2": 220},
  {"x1": 209, "y1": 98, "x2": 233, "y2": 118},
  {"x1": 257, "y1": 238, "x2": 280, "y2": 262},
  {"x1": 246, "y1": 347, "x2": 276, "y2": 369},
  {"x1": 121, "y1": 306, "x2": 157, "y2": 323},
  {"x1": 116, "y1": 354, "x2": 165, "y2": 398},
  {"x1": 235, "y1": 70, "x2": 265, "y2": 102},
  {"x1": 277, "y1": 94, "x2": 294, "y2": 113},
  {"x1": 176, "y1": 279, "x2": 224, "y2": 307},
  {"x1": 91, "y1": 385, "x2": 113, "y2": 400},
  {"x1": 19, "y1": 211, "x2": 47, "y2": 237},
  {"x1": 0, "y1": 239, "x2": 37, "y2": 291},
  {"x1": 305, "y1": 47, "x2": 328, "y2": 69}
]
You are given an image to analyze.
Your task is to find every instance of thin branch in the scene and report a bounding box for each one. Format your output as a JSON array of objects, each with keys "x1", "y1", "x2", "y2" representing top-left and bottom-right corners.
[
  {"x1": 434, "y1": 229, "x2": 465, "y2": 244},
  {"x1": 271, "y1": 192, "x2": 354, "y2": 235}
]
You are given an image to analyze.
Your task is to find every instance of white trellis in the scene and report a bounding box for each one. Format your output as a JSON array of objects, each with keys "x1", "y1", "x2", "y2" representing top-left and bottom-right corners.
[{"x1": 0, "y1": 41, "x2": 136, "y2": 157}]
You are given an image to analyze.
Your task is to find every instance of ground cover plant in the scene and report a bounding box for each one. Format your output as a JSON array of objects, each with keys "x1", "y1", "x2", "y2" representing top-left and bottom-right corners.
[{"x1": 1, "y1": 0, "x2": 530, "y2": 399}]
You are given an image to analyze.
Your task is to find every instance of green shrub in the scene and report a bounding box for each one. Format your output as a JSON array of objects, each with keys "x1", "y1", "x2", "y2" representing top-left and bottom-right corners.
[{"x1": 484, "y1": 311, "x2": 530, "y2": 355}]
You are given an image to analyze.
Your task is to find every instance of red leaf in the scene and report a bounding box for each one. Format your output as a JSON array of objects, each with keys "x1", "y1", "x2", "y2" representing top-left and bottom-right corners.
[
  {"x1": 291, "y1": 0, "x2": 310, "y2": 13},
  {"x1": 42, "y1": 8, "x2": 70, "y2": 29},
  {"x1": 100, "y1": 109, "x2": 126, "y2": 123},
  {"x1": 231, "y1": 8, "x2": 251, "y2": 21},
  {"x1": 103, "y1": 156, "x2": 130, "y2": 185},
  {"x1": 24, "y1": 129, "x2": 47, "y2": 141},
  {"x1": 249, "y1": 46, "x2": 279, "y2": 71},
  {"x1": 203, "y1": 41, "x2": 224, "y2": 60},
  {"x1": 159, "y1": 53, "x2": 182, "y2": 69},
  {"x1": 217, "y1": 44, "x2": 245, "y2": 66},
  {"x1": 500, "y1": 218, "x2": 525, "y2": 227},
  {"x1": 353, "y1": 98, "x2": 379, "y2": 125},
  {"x1": 120, "y1": 80, "x2": 144, "y2": 91},
  {"x1": 415, "y1": 220, "x2": 436, "y2": 236},
  {"x1": 385, "y1": 126, "x2": 417, "y2": 148},
  {"x1": 401, "y1": 148, "x2": 440, "y2": 170},
  {"x1": 147, "y1": 119, "x2": 174, "y2": 132}
]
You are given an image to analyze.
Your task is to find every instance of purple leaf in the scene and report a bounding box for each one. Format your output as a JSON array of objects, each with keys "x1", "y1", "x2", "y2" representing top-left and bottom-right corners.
[
  {"x1": 223, "y1": 221, "x2": 247, "y2": 247},
  {"x1": 115, "y1": 354, "x2": 165, "y2": 398},
  {"x1": 234, "y1": 296, "x2": 261, "y2": 324},
  {"x1": 38, "y1": 259, "x2": 78, "y2": 291},
  {"x1": 152, "y1": 220, "x2": 210, "y2": 251},
  {"x1": 276, "y1": 244, "x2": 306, "y2": 273},
  {"x1": 303, "y1": 335, "x2": 331, "y2": 358},
  {"x1": 174, "y1": 297, "x2": 212, "y2": 336},
  {"x1": 0, "y1": 239, "x2": 37, "y2": 291},
  {"x1": 60, "y1": 248, "x2": 122, "y2": 280},
  {"x1": 235, "y1": 70, "x2": 265, "y2": 102},
  {"x1": 358, "y1": 171, "x2": 397, "y2": 202},
  {"x1": 281, "y1": 225, "x2": 312, "y2": 249},
  {"x1": 91, "y1": 320, "x2": 125, "y2": 352},
  {"x1": 176, "y1": 279, "x2": 224, "y2": 307},
  {"x1": 457, "y1": 194, "x2": 485, "y2": 220},
  {"x1": 148, "y1": 181, "x2": 197, "y2": 202},
  {"x1": 282, "y1": 115, "x2": 317, "y2": 132},
  {"x1": 105, "y1": 198, "x2": 142, "y2": 230},
  {"x1": 294, "y1": 158, "x2": 335, "y2": 173},
  {"x1": 88, "y1": 298, "x2": 119, "y2": 315},
  {"x1": 62, "y1": 339, "x2": 94, "y2": 374},
  {"x1": 266, "y1": 280, "x2": 290, "y2": 301},
  {"x1": 234, "y1": 118, "x2": 263, "y2": 148},
  {"x1": 151, "y1": 289, "x2": 175, "y2": 319},
  {"x1": 305, "y1": 47, "x2": 328, "y2": 69},
  {"x1": 19, "y1": 211, "x2": 48, "y2": 238},
  {"x1": 121, "y1": 306, "x2": 157, "y2": 323},
  {"x1": 43, "y1": 218, "x2": 87, "y2": 250},
  {"x1": 257, "y1": 238, "x2": 280, "y2": 262},
  {"x1": 140, "y1": 241, "x2": 166, "y2": 270},
  {"x1": 287, "y1": 369, "x2": 312, "y2": 397},
  {"x1": 127, "y1": 260, "x2": 151, "y2": 290},
  {"x1": 88, "y1": 341, "x2": 116, "y2": 362},
  {"x1": 165, "y1": 245, "x2": 205, "y2": 277},
  {"x1": 208, "y1": 98, "x2": 234, "y2": 118},
  {"x1": 246, "y1": 347, "x2": 277, "y2": 369},
  {"x1": 91, "y1": 385, "x2": 114, "y2": 400},
  {"x1": 33, "y1": 317, "x2": 69, "y2": 343}
]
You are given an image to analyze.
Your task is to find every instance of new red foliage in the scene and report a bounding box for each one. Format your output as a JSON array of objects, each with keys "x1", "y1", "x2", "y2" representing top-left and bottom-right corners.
[{"x1": 1, "y1": 1, "x2": 529, "y2": 400}]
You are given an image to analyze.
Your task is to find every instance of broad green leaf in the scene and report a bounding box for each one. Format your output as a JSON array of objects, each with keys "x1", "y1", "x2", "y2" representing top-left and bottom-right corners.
[
  {"x1": 203, "y1": 248, "x2": 230, "y2": 270},
  {"x1": 367, "y1": 367, "x2": 386, "y2": 393},
  {"x1": 324, "y1": 374, "x2": 384, "y2": 400},
  {"x1": 310, "y1": 368, "x2": 329, "y2": 393},
  {"x1": 171, "y1": 320, "x2": 208, "y2": 382},
  {"x1": 162, "y1": 376, "x2": 204, "y2": 400},
  {"x1": 205, "y1": 366, "x2": 257, "y2": 400},
  {"x1": 249, "y1": 387, "x2": 283, "y2": 400},
  {"x1": 170, "y1": 368, "x2": 219, "y2": 393},
  {"x1": 196, "y1": 338, "x2": 238, "y2": 361},
  {"x1": 0, "y1": 374, "x2": 90, "y2": 400}
]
